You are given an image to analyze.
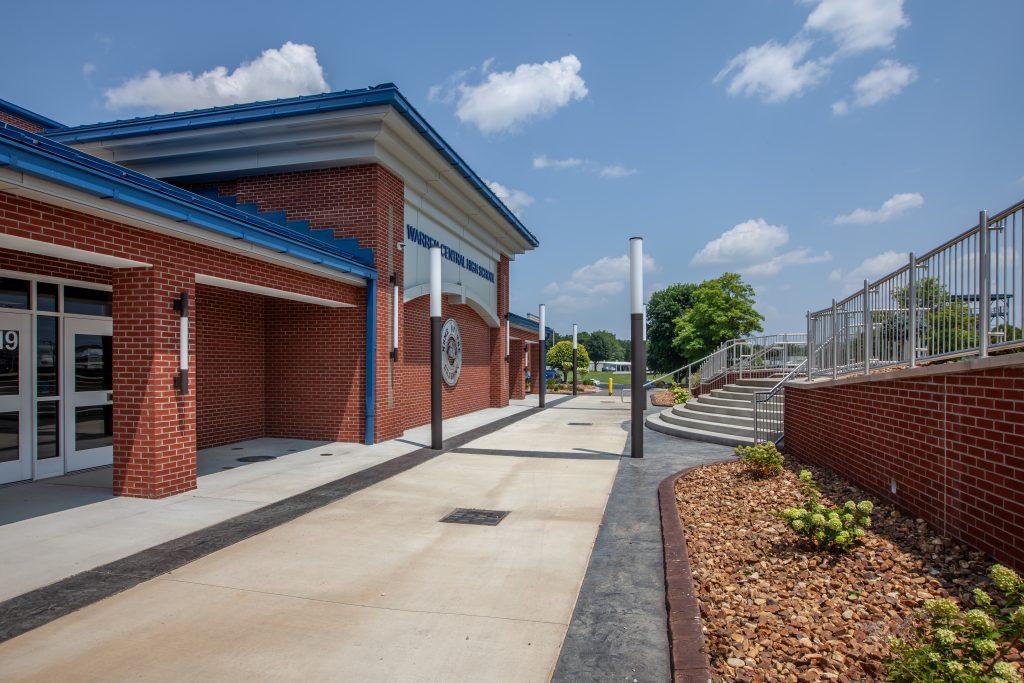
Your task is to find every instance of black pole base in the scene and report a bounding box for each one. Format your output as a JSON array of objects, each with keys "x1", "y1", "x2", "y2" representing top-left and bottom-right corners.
[
  {"x1": 539, "y1": 340, "x2": 546, "y2": 408},
  {"x1": 431, "y1": 315, "x2": 442, "y2": 450},
  {"x1": 630, "y1": 313, "x2": 645, "y2": 459},
  {"x1": 572, "y1": 348, "x2": 578, "y2": 396}
]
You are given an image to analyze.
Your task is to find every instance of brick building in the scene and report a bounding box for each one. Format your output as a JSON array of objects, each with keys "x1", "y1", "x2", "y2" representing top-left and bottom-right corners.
[{"x1": 0, "y1": 85, "x2": 539, "y2": 497}]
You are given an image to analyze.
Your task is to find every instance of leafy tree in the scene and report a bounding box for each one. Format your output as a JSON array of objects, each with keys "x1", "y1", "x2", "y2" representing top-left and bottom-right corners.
[
  {"x1": 579, "y1": 330, "x2": 620, "y2": 367},
  {"x1": 672, "y1": 273, "x2": 764, "y2": 361},
  {"x1": 891, "y1": 278, "x2": 978, "y2": 356},
  {"x1": 546, "y1": 340, "x2": 591, "y2": 383},
  {"x1": 646, "y1": 283, "x2": 698, "y2": 372}
]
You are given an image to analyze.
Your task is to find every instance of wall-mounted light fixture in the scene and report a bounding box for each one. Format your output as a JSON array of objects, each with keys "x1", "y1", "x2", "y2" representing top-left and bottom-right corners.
[
  {"x1": 389, "y1": 274, "x2": 399, "y2": 361},
  {"x1": 172, "y1": 291, "x2": 189, "y2": 394}
]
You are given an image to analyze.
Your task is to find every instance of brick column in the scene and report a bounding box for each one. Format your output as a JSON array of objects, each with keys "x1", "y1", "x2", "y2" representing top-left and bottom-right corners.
[
  {"x1": 112, "y1": 267, "x2": 197, "y2": 498},
  {"x1": 509, "y1": 343, "x2": 525, "y2": 400}
]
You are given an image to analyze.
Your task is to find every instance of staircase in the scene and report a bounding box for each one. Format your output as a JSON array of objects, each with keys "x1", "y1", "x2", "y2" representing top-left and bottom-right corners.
[
  {"x1": 192, "y1": 188, "x2": 374, "y2": 265},
  {"x1": 645, "y1": 377, "x2": 781, "y2": 447}
]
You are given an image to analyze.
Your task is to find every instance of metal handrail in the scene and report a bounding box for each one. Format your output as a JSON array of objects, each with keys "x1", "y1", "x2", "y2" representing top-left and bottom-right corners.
[
  {"x1": 807, "y1": 197, "x2": 1024, "y2": 381},
  {"x1": 752, "y1": 359, "x2": 808, "y2": 444}
]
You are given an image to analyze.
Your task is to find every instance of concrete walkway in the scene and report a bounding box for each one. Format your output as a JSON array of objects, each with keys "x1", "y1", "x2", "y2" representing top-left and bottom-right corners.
[
  {"x1": 553, "y1": 399, "x2": 734, "y2": 681},
  {"x1": 0, "y1": 401, "x2": 536, "y2": 601},
  {"x1": 0, "y1": 395, "x2": 629, "y2": 682}
]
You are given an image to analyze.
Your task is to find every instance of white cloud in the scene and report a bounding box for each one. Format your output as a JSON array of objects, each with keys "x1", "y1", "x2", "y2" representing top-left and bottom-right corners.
[
  {"x1": 691, "y1": 218, "x2": 830, "y2": 277},
  {"x1": 486, "y1": 180, "x2": 534, "y2": 215},
  {"x1": 717, "y1": 0, "x2": 910, "y2": 106},
  {"x1": 714, "y1": 40, "x2": 827, "y2": 103},
  {"x1": 451, "y1": 55, "x2": 588, "y2": 133},
  {"x1": 849, "y1": 59, "x2": 917, "y2": 107},
  {"x1": 533, "y1": 155, "x2": 638, "y2": 179},
  {"x1": 831, "y1": 100, "x2": 849, "y2": 116},
  {"x1": 834, "y1": 192, "x2": 923, "y2": 224},
  {"x1": 532, "y1": 154, "x2": 583, "y2": 170},
  {"x1": 104, "y1": 42, "x2": 329, "y2": 112},
  {"x1": 545, "y1": 253, "x2": 657, "y2": 310},
  {"x1": 692, "y1": 219, "x2": 791, "y2": 265},
  {"x1": 830, "y1": 249, "x2": 908, "y2": 291},
  {"x1": 82, "y1": 63, "x2": 96, "y2": 76},
  {"x1": 805, "y1": 0, "x2": 909, "y2": 54},
  {"x1": 599, "y1": 165, "x2": 637, "y2": 179},
  {"x1": 744, "y1": 248, "x2": 833, "y2": 277}
]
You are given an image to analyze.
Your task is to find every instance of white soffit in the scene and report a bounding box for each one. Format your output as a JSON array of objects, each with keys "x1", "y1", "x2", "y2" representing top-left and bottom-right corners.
[
  {"x1": 195, "y1": 274, "x2": 354, "y2": 308},
  {"x1": 0, "y1": 232, "x2": 151, "y2": 268}
]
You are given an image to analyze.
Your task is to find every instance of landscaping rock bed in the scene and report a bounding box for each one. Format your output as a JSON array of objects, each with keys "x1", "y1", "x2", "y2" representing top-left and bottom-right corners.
[
  {"x1": 651, "y1": 389, "x2": 675, "y2": 406},
  {"x1": 675, "y1": 460, "x2": 1018, "y2": 681}
]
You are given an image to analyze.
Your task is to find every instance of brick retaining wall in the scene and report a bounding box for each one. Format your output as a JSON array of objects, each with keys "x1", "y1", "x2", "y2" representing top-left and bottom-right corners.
[{"x1": 784, "y1": 355, "x2": 1024, "y2": 570}]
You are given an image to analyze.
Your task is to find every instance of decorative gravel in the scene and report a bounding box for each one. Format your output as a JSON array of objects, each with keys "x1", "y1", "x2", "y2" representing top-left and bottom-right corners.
[
  {"x1": 675, "y1": 460, "x2": 1018, "y2": 681},
  {"x1": 651, "y1": 389, "x2": 675, "y2": 406}
]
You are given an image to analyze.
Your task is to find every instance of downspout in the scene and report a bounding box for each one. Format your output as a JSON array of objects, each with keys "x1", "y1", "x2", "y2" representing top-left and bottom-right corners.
[{"x1": 364, "y1": 275, "x2": 377, "y2": 444}]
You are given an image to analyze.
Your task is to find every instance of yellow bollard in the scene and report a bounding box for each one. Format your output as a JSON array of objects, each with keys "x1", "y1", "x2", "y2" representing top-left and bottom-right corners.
[{"x1": 608, "y1": 377, "x2": 613, "y2": 396}]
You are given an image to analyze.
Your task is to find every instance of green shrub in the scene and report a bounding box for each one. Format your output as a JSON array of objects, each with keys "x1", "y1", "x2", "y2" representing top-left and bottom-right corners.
[
  {"x1": 670, "y1": 382, "x2": 689, "y2": 404},
  {"x1": 735, "y1": 442, "x2": 783, "y2": 477},
  {"x1": 887, "y1": 565, "x2": 1024, "y2": 682},
  {"x1": 777, "y1": 470, "x2": 872, "y2": 552}
]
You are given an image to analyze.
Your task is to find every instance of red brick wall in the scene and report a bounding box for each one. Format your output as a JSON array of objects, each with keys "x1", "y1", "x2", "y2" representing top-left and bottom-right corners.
[
  {"x1": 264, "y1": 298, "x2": 365, "y2": 442},
  {"x1": 401, "y1": 296, "x2": 497, "y2": 426},
  {"x1": 0, "y1": 248, "x2": 111, "y2": 284},
  {"x1": 195, "y1": 285, "x2": 266, "y2": 449},
  {"x1": 784, "y1": 359, "x2": 1024, "y2": 570},
  {"x1": 0, "y1": 190, "x2": 363, "y2": 498},
  {"x1": 0, "y1": 111, "x2": 45, "y2": 133},
  {"x1": 191, "y1": 165, "x2": 408, "y2": 442}
]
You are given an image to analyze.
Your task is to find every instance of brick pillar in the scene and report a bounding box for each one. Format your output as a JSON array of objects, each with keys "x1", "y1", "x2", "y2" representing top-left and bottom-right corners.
[
  {"x1": 112, "y1": 267, "x2": 197, "y2": 498},
  {"x1": 509, "y1": 343, "x2": 525, "y2": 400},
  {"x1": 528, "y1": 343, "x2": 541, "y2": 394}
]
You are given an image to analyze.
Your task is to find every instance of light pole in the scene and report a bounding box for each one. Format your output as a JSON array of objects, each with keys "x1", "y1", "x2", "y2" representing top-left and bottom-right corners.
[
  {"x1": 629, "y1": 237, "x2": 645, "y2": 459},
  {"x1": 572, "y1": 323, "x2": 578, "y2": 396},
  {"x1": 538, "y1": 304, "x2": 546, "y2": 408},
  {"x1": 429, "y1": 246, "x2": 442, "y2": 450}
]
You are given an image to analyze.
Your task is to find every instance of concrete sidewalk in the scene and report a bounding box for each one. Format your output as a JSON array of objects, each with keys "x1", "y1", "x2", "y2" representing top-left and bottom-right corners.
[
  {"x1": 0, "y1": 400, "x2": 537, "y2": 602},
  {"x1": 0, "y1": 395, "x2": 627, "y2": 682}
]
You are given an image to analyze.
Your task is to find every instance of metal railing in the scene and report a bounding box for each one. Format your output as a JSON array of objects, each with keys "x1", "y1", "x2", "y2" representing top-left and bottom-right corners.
[
  {"x1": 808, "y1": 200, "x2": 1024, "y2": 379},
  {"x1": 752, "y1": 359, "x2": 807, "y2": 444}
]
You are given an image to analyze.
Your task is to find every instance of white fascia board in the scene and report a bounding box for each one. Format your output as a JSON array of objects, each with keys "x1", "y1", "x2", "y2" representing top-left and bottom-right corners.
[
  {"x1": 0, "y1": 167, "x2": 367, "y2": 289},
  {"x1": 195, "y1": 274, "x2": 354, "y2": 307},
  {"x1": 379, "y1": 110, "x2": 534, "y2": 255},
  {"x1": 377, "y1": 135, "x2": 518, "y2": 257},
  {"x1": 0, "y1": 232, "x2": 151, "y2": 268}
]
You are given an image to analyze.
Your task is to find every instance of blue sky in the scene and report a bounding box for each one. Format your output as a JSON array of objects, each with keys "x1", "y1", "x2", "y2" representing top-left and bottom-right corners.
[{"x1": 3, "y1": 0, "x2": 1022, "y2": 337}]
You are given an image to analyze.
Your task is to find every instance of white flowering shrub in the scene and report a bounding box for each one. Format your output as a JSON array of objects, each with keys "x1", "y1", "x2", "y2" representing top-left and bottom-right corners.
[
  {"x1": 777, "y1": 470, "x2": 872, "y2": 552},
  {"x1": 888, "y1": 564, "x2": 1024, "y2": 682},
  {"x1": 735, "y1": 442, "x2": 784, "y2": 478}
]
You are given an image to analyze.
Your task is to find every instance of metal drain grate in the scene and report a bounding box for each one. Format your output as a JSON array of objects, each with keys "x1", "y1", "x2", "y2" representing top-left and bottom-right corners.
[
  {"x1": 236, "y1": 455, "x2": 277, "y2": 463},
  {"x1": 440, "y1": 508, "x2": 509, "y2": 526},
  {"x1": 567, "y1": 422, "x2": 593, "y2": 426}
]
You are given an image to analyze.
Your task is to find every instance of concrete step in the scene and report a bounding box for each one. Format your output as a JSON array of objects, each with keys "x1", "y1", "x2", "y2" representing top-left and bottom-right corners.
[
  {"x1": 712, "y1": 388, "x2": 761, "y2": 402},
  {"x1": 696, "y1": 394, "x2": 758, "y2": 409},
  {"x1": 720, "y1": 383, "x2": 762, "y2": 394},
  {"x1": 671, "y1": 404, "x2": 753, "y2": 428},
  {"x1": 684, "y1": 399, "x2": 755, "y2": 418},
  {"x1": 735, "y1": 377, "x2": 781, "y2": 388},
  {"x1": 645, "y1": 411, "x2": 753, "y2": 447},
  {"x1": 659, "y1": 410, "x2": 756, "y2": 438}
]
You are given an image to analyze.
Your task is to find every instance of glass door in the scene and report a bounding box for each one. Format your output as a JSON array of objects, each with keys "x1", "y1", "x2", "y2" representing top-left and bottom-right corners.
[
  {"x1": 0, "y1": 312, "x2": 31, "y2": 484},
  {"x1": 62, "y1": 318, "x2": 113, "y2": 471}
]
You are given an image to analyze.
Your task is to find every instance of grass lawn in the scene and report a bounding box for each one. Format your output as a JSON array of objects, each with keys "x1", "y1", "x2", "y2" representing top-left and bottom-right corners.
[{"x1": 584, "y1": 371, "x2": 657, "y2": 385}]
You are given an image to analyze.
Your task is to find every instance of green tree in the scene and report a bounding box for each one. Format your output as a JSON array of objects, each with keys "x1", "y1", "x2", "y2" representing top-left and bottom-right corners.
[
  {"x1": 892, "y1": 278, "x2": 978, "y2": 356},
  {"x1": 546, "y1": 340, "x2": 591, "y2": 383},
  {"x1": 672, "y1": 273, "x2": 764, "y2": 361},
  {"x1": 646, "y1": 283, "x2": 698, "y2": 372},
  {"x1": 579, "y1": 330, "x2": 620, "y2": 368}
]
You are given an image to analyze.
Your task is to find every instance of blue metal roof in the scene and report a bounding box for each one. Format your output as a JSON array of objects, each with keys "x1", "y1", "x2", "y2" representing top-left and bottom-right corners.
[
  {"x1": 0, "y1": 123, "x2": 376, "y2": 281},
  {"x1": 509, "y1": 312, "x2": 553, "y2": 341},
  {"x1": 46, "y1": 84, "x2": 540, "y2": 249},
  {"x1": 0, "y1": 99, "x2": 65, "y2": 131}
]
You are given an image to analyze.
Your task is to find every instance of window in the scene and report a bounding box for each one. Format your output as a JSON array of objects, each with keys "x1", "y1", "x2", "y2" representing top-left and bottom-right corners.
[{"x1": 64, "y1": 287, "x2": 112, "y2": 317}]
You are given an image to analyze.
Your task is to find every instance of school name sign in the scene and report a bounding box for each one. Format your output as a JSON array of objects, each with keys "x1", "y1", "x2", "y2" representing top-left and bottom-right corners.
[{"x1": 405, "y1": 224, "x2": 495, "y2": 283}]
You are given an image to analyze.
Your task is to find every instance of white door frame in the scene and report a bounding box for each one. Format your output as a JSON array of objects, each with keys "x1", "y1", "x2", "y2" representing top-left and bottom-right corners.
[
  {"x1": 0, "y1": 312, "x2": 31, "y2": 485},
  {"x1": 62, "y1": 317, "x2": 114, "y2": 472}
]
